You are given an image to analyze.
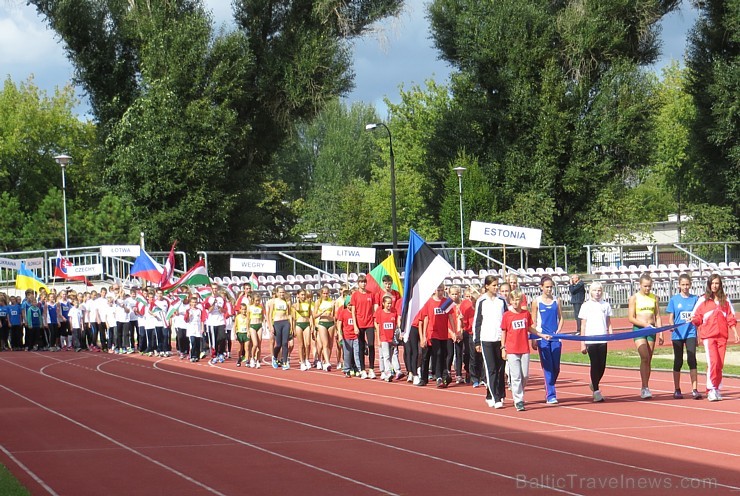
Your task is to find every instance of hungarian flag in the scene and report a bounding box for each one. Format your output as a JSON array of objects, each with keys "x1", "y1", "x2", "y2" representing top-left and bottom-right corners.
[
  {"x1": 54, "y1": 250, "x2": 93, "y2": 286},
  {"x1": 158, "y1": 241, "x2": 177, "y2": 288},
  {"x1": 249, "y1": 273, "x2": 259, "y2": 290},
  {"x1": 366, "y1": 254, "x2": 403, "y2": 296},
  {"x1": 400, "y1": 230, "x2": 454, "y2": 335},
  {"x1": 160, "y1": 259, "x2": 210, "y2": 293}
]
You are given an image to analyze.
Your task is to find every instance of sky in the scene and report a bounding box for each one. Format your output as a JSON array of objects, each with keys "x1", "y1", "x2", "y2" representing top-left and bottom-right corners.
[{"x1": 1, "y1": 0, "x2": 699, "y2": 120}]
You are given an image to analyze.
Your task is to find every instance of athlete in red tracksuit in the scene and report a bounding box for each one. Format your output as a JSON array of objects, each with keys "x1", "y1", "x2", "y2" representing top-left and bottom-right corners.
[{"x1": 691, "y1": 275, "x2": 738, "y2": 401}]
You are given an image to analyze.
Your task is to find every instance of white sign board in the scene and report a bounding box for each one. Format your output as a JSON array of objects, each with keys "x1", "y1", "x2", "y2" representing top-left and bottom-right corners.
[
  {"x1": 24, "y1": 257, "x2": 44, "y2": 269},
  {"x1": 0, "y1": 257, "x2": 20, "y2": 270},
  {"x1": 469, "y1": 221, "x2": 542, "y2": 249},
  {"x1": 229, "y1": 258, "x2": 277, "y2": 273},
  {"x1": 101, "y1": 245, "x2": 141, "y2": 257},
  {"x1": 321, "y1": 245, "x2": 376, "y2": 264},
  {"x1": 67, "y1": 264, "x2": 103, "y2": 276}
]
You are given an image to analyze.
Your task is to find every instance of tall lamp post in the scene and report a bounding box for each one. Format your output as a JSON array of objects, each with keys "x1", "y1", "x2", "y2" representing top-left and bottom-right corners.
[
  {"x1": 54, "y1": 154, "x2": 72, "y2": 253},
  {"x1": 453, "y1": 166, "x2": 466, "y2": 270},
  {"x1": 365, "y1": 123, "x2": 398, "y2": 257}
]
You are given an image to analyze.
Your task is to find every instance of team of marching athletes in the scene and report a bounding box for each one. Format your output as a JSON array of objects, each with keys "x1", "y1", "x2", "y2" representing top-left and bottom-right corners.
[{"x1": 2, "y1": 272, "x2": 737, "y2": 405}]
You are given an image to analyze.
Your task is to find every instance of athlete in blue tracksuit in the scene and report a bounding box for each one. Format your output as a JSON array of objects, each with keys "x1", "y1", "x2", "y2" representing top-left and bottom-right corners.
[{"x1": 532, "y1": 275, "x2": 563, "y2": 404}]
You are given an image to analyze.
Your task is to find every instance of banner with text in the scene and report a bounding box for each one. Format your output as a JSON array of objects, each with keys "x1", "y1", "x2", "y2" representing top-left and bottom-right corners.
[
  {"x1": 229, "y1": 258, "x2": 277, "y2": 273},
  {"x1": 321, "y1": 245, "x2": 377, "y2": 264},
  {"x1": 65, "y1": 264, "x2": 103, "y2": 277},
  {"x1": 469, "y1": 221, "x2": 542, "y2": 249},
  {"x1": 101, "y1": 245, "x2": 141, "y2": 257},
  {"x1": 0, "y1": 257, "x2": 20, "y2": 270}
]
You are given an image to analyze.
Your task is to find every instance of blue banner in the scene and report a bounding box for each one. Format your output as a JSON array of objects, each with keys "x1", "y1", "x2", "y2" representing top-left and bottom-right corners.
[{"x1": 530, "y1": 323, "x2": 680, "y2": 342}]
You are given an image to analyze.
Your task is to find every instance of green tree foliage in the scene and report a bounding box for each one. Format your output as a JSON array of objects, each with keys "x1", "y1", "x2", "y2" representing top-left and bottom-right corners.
[
  {"x1": 0, "y1": 78, "x2": 99, "y2": 251},
  {"x1": 424, "y1": 0, "x2": 681, "y2": 257},
  {"x1": 29, "y1": 0, "x2": 403, "y2": 252},
  {"x1": 685, "y1": 0, "x2": 739, "y2": 236}
]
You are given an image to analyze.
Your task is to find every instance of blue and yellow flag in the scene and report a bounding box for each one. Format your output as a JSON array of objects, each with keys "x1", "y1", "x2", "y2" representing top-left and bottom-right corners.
[{"x1": 15, "y1": 262, "x2": 49, "y2": 293}]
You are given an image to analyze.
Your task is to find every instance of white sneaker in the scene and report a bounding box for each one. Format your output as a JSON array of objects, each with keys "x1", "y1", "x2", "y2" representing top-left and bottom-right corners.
[
  {"x1": 323, "y1": 362, "x2": 331, "y2": 372},
  {"x1": 708, "y1": 389, "x2": 719, "y2": 402},
  {"x1": 485, "y1": 398, "x2": 496, "y2": 408},
  {"x1": 305, "y1": 360, "x2": 311, "y2": 369},
  {"x1": 494, "y1": 401, "x2": 503, "y2": 409},
  {"x1": 379, "y1": 372, "x2": 388, "y2": 381},
  {"x1": 299, "y1": 362, "x2": 307, "y2": 371},
  {"x1": 360, "y1": 371, "x2": 368, "y2": 379},
  {"x1": 368, "y1": 369, "x2": 376, "y2": 379},
  {"x1": 407, "y1": 374, "x2": 414, "y2": 383},
  {"x1": 255, "y1": 360, "x2": 261, "y2": 369},
  {"x1": 717, "y1": 390, "x2": 723, "y2": 400},
  {"x1": 316, "y1": 360, "x2": 322, "y2": 369},
  {"x1": 249, "y1": 358, "x2": 255, "y2": 368},
  {"x1": 412, "y1": 375, "x2": 421, "y2": 385},
  {"x1": 593, "y1": 391, "x2": 604, "y2": 403},
  {"x1": 640, "y1": 387, "x2": 652, "y2": 399}
]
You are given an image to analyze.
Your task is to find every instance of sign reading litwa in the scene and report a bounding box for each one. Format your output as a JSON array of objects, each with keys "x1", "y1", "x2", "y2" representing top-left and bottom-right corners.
[
  {"x1": 230, "y1": 258, "x2": 277, "y2": 273},
  {"x1": 101, "y1": 245, "x2": 141, "y2": 257},
  {"x1": 469, "y1": 221, "x2": 542, "y2": 249},
  {"x1": 321, "y1": 245, "x2": 376, "y2": 264}
]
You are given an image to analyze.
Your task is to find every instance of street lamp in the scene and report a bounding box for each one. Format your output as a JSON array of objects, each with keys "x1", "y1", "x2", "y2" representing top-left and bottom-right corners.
[
  {"x1": 365, "y1": 123, "x2": 398, "y2": 256},
  {"x1": 453, "y1": 166, "x2": 466, "y2": 270},
  {"x1": 54, "y1": 154, "x2": 72, "y2": 253}
]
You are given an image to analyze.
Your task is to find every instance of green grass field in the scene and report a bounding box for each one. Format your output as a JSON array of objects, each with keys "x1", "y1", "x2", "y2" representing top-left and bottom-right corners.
[
  {"x1": 555, "y1": 344, "x2": 740, "y2": 377},
  {"x1": 0, "y1": 463, "x2": 29, "y2": 496}
]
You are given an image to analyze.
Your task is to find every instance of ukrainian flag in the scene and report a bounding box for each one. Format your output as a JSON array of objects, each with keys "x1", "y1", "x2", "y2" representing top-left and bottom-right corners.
[{"x1": 15, "y1": 262, "x2": 49, "y2": 293}]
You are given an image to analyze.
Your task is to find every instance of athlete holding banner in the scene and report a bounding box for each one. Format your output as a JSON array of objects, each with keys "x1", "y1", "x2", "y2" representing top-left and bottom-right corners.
[
  {"x1": 666, "y1": 274, "x2": 701, "y2": 399},
  {"x1": 628, "y1": 273, "x2": 663, "y2": 399}
]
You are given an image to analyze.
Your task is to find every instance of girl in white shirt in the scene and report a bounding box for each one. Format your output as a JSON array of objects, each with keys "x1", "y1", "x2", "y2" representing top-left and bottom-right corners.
[{"x1": 578, "y1": 281, "x2": 613, "y2": 402}]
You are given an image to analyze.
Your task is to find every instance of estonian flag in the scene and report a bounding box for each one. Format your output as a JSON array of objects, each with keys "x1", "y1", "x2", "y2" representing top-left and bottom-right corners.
[{"x1": 400, "y1": 230, "x2": 454, "y2": 334}]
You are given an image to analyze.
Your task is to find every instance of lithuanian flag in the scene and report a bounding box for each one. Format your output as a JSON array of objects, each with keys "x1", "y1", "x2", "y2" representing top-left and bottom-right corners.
[{"x1": 366, "y1": 254, "x2": 403, "y2": 296}]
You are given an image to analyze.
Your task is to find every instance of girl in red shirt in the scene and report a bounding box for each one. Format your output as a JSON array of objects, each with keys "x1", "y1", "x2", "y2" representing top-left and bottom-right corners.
[
  {"x1": 501, "y1": 290, "x2": 551, "y2": 411},
  {"x1": 691, "y1": 274, "x2": 738, "y2": 401},
  {"x1": 375, "y1": 296, "x2": 401, "y2": 381}
]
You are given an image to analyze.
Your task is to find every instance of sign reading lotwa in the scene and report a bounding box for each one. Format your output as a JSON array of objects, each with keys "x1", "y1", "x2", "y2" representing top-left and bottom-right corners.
[
  {"x1": 469, "y1": 221, "x2": 542, "y2": 249},
  {"x1": 68, "y1": 264, "x2": 103, "y2": 276},
  {"x1": 230, "y1": 258, "x2": 277, "y2": 273},
  {"x1": 101, "y1": 245, "x2": 141, "y2": 257},
  {"x1": 321, "y1": 245, "x2": 376, "y2": 264}
]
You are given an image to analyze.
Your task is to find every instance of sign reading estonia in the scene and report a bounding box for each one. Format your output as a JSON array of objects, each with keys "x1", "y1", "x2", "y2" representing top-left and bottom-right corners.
[
  {"x1": 229, "y1": 258, "x2": 277, "y2": 273},
  {"x1": 321, "y1": 245, "x2": 377, "y2": 264},
  {"x1": 67, "y1": 264, "x2": 103, "y2": 276},
  {"x1": 469, "y1": 221, "x2": 542, "y2": 249},
  {"x1": 101, "y1": 245, "x2": 141, "y2": 257}
]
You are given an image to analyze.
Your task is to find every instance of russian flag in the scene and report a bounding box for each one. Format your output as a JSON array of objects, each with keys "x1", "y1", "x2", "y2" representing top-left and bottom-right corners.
[
  {"x1": 131, "y1": 249, "x2": 164, "y2": 284},
  {"x1": 55, "y1": 250, "x2": 93, "y2": 286},
  {"x1": 400, "y1": 230, "x2": 454, "y2": 335}
]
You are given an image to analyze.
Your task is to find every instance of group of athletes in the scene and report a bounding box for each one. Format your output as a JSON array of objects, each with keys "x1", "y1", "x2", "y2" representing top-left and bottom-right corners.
[{"x1": 0, "y1": 270, "x2": 736, "y2": 409}]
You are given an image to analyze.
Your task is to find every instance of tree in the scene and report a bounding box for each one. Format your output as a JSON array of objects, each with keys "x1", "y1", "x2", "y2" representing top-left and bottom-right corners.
[
  {"x1": 685, "y1": 0, "x2": 739, "y2": 235},
  {"x1": 29, "y1": 0, "x2": 404, "y2": 251}
]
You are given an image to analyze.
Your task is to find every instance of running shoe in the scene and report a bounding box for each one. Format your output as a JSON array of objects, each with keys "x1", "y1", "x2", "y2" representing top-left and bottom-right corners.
[
  {"x1": 444, "y1": 375, "x2": 452, "y2": 387},
  {"x1": 299, "y1": 362, "x2": 307, "y2": 371},
  {"x1": 673, "y1": 389, "x2": 683, "y2": 399},
  {"x1": 593, "y1": 391, "x2": 604, "y2": 403},
  {"x1": 316, "y1": 360, "x2": 323, "y2": 370},
  {"x1": 485, "y1": 398, "x2": 495, "y2": 408},
  {"x1": 640, "y1": 387, "x2": 652, "y2": 399},
  {"x1": 255, "y1": 361, "x2": 261, "y2": 369},
  {"x1": 394, "y1": 372, "x2": 403, "y2": 381},
  {"x1": 716, "y1": 390, "x2": 723, "y2": 400},
  {"x1": 456, "y1": 377, "x2": 465, "y2": 385},
  {"x1": 515, "y1": 401, "x2": 525, "y2": 411},
  {"x1": 236, "y1": 359, "x2": 241, "y2": 367},
  {"x1": 211, "y1": 357, "x2": 218, "y2": 364},
  {"x1": 546, "y1": 398, "x2": 559, "y2": 405},
  {"x1": 707, "y1": 389, "x2": 719, "y2": 402},
  {"x1": 436, "y1": 377, "x2": 445, "y2": 388},
  {"x1": 407, "y1": 374, "x2": 414, "y2": 383},
  {"x1": 324, "y1": 363, "x2": 332, "y2": 372},
  {"x1": 368, "y1": 369, "x2": 376, "y2": 379},
  {"x1": 380, "y1": 372, "x2": 388, "y2": 381},
  {"x1": 344, "y1": 371, "x2": 351, "y2": 378},
  {"x1": 218, "y1": 355, "x2": 225, "y2": 363},
  {"x1": 416, "y1": 380, "x2": 427, "y2": 387},
  {"x1": 360, "y1": 371, "x2": 368, "y2": 379},
  {"x1": 494, "y1": 400, "x2": 503, "y2": 409},
  {"x1": 249, "y1": 358, "x2": 256, "y2": 368},
  {"x1": 472, "y1": 381, "x2": 480, "y2": 388},
  {"x1": 282, "y1": 362, "x2": 290, "y2": 370},
  {"x1": 412, "y1": 375, "x2": 421, "y2": 385}
]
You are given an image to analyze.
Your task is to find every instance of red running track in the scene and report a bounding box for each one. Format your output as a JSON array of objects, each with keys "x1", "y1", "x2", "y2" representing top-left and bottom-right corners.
[{"x1": 0, "y1": 350, "x2": 738, "y2": 495}]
